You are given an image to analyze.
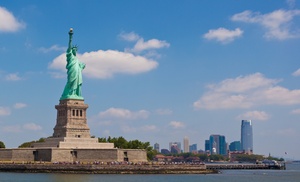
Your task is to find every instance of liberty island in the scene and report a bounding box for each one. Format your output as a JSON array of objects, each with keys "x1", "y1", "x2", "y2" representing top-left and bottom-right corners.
[{"x1": 0, "y1": 29, "x2": 147, "y2": 163}]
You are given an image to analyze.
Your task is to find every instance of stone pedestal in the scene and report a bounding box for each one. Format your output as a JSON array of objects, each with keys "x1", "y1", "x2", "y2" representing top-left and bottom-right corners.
[
  {"x1": 33, "y1": 99, "x2": 114, "y2": 149},
  {"x1": 53, "y1": 99, "x2": 90, "y2": 138}
]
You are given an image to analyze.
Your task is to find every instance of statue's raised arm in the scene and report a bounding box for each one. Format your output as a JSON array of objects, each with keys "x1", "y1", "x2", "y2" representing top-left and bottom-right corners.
[
  {"x1": 68, "y1": 28, "x2": 73, "y2": 51},
  {"x1": 60, "y1": 28, "x2": 86, "y2": 101}
]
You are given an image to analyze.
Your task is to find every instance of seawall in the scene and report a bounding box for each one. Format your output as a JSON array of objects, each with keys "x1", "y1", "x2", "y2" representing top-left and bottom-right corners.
[{"x1": 0, "y1": 163, "x2": 215, "y2": 174}]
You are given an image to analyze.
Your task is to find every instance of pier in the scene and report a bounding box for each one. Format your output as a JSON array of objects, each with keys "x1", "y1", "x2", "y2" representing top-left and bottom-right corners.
[{"x1": 206, "y1": 163, "x2": 286, "y2": 170}]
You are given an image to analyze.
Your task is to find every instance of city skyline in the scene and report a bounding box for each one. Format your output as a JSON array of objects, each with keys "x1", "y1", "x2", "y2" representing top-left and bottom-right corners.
[
  {"x1": 155, "y1": 120, "x2": 252, "y2": 156},
  {"x1": 1, "y1": 1, "x2": 300, "y2": 159}
]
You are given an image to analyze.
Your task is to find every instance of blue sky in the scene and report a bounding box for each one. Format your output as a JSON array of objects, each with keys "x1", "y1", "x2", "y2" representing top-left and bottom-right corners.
[{"x1": 1, "y1": 0, "x2": 300, "y2": 159}]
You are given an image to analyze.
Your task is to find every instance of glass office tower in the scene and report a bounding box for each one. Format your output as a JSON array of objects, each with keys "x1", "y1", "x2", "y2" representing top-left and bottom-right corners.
[
  {"x1": 209, "y1": 134, "x2": 227, "y2": 155},
  {"x1": 241, "y1": 120, "x2": 253, "y2": 152}
]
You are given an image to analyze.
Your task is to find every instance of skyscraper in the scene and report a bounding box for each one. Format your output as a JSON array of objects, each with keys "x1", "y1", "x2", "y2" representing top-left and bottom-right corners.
[
  {"x1": 229, "y1": 141, "x2": 241, "y2": 151},
  {"x1": 241, "y1": 120, "x2": 253, "y2": 152},
  {"x1": 209, "y1": 134, "x2": 227, "y2": 155},
  {"x1": 183, "y1": 136, "x2": 189, "y2": 153},
  {"x1": 205, "y1": 140, "x2": 210, "y2": 152},
  {"x1": 154, "y1": 143, "x2": 160, "y2": 153},
  {"x1": 169, "y1": 142, "x2": 181, "y2": 154},
  {"x1": 189, "y1": 144, "x2": 197, "y2": 153}
]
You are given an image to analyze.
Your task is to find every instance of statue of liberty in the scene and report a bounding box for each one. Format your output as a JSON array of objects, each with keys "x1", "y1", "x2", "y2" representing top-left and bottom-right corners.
[{"x1": 60, "y1": 28, "x2": 85, "y2": 100}]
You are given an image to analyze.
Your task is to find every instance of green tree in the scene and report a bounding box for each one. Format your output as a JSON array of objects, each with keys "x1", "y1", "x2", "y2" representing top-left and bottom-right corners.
[
  {"x1": 181, "y1": 152, "x2": 194, "y2": 159},
  {"x1": 235, "y1": 154, "x2": 264, "y2": 163},
  {"x1": 266, "y1": 155, "x2": 285, "y2": 161},
  {"x1": 97, "y1": 136, "x2": 157, "y2": 160},
  {"x1": 0, "y1": 141, "x2": 5, "y2": 148},
  {"x1": 209, "y1": 154, "x2": 225, "y2": 161},
  {"x1": 198, "y1": 154, "x2": 209, "y2": 162},
  {"x1": 146, "y1": 147, "x2": 157, "y2": 160},
  {"x1": 37, "y1": 138, "x2": 45, "y2": 142},
  {"x1": 18, "y1": 138, "x2": 46, "y2": 148},
  {"x1": 18, "y1": 141, "x2": 34, "y2": 148},
  {"x1": 98, "y1": 137, "x2": 107, "y2": 142},
  {"x1": 115, "y1": 137, "x2": 128, "y2": 149}
]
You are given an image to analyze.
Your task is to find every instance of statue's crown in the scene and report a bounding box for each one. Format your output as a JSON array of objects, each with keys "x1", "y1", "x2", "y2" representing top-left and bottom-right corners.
[{"x1": 72, "y1": 45, "x2": 78, "y2": 50}]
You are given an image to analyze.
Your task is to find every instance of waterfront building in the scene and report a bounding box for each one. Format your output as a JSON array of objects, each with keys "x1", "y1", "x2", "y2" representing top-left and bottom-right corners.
[
  {"x1": 205, "y1": 140, "x2": 210, "y2": 153},
  {"x1": 170, "y1": 145, "x2": 181, "y2": 154},
  {"x1": 169, "y1": 142, "x2": 181, "y2": 154},
  {"x1": 189, "y1": 143, "x2": 198, "y2": 153},
  {"x1": 183, "y1": 136, "x2": 189, "y2": 153},
  {"x1": 229, "y1": 141, "x2": 241, "y2": 151},
  {"x1": 154, "y1": 143, "x2": 160, "y2": 153},
  {"x1": 161, "y1": 149, "x2": 171, "y2": 155},
  {"x1": 189, "y1": 144, "x2": 197, "y2": 153},
  {"x1": 209, "y1": 134, "x2": 227, "y2": 155},
  {"x1": 198, "y1": 149, "x2": 205, "y2": 154},
  {"x1": 241, "y1": 120, "x2": 253, "y2": 152}
]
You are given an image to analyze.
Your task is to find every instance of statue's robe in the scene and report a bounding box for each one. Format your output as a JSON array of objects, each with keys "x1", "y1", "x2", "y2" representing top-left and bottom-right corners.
[{"x1": 60, "y1": 48, "x2": 85, "y2": 100}]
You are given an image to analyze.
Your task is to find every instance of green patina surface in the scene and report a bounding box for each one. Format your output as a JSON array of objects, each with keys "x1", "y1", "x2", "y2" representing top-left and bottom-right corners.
[{"x1": 60, "y1": 28, "x2": 85, "y2": 100}]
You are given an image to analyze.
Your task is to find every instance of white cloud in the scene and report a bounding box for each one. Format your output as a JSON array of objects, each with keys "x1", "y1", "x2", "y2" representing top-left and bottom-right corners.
[
  {"x1": 231, "y1": 9, "x2": 300, "y2": 40},
  {"x1": 237, "y1": 110, "x2": 270, "y2": 121},
  {"x1": 98, "y1": 120, "x2": 113, "y2": 126},
  {"x1": 291, "y1": 108, "x2": 300, "y2": 114},
  {"x1": 2, "y1": 125, "x2": 21, "y2": 133},
  {"x1": 5, "y1": 73, "x2": 21, "y2": 81},
  {"x1": 48, "y1": 72, "x2": 65, "y2": 79},
  {"x1": 49, "y1": 50, "x2": 158, "y2": 79},
  {"x1": 14, "y1": 103, "x2": 27, "y2": 109},
  {"x1": 102, "y1": 130, "x2": 110, "y2": 136},
  {"x1": 155, "y1": 108, "x2": 173, "y2": 115},
  {"x1": 132, "y1": 38, "x2": 170, "y2": 52},
  {"x1": 292, "y1": 68, "x2": 300, "y2": 76},
  {"x1": 23, "y1": 123, "x2": 42, "y2": 131},
  {"x1": 119, "y1": 31, "x2": 140, "y2": 42},
  {"x1": 39, "y1": 45, "x2": 66, "y2": 53},
  {"x1": 286, "y1": 0, "x2": 296, "y2": 9},
  {"x1": 0, "y1": 107, "x2": 11, "y2": 116},
  {"x1": 121, "y1": 125, "x2": 137, "y2": 133},
  {"x1": 119, "y1": 31, "x2": 170, "y2": 53},
  {"x1": 194, "y1": 73, "x2": 300, "y2": 110},
  {"x1": 0, "y1": 6, "x2": 25, "y2": 32},
  {"x1": 276, "y1": 128, "x2": 297, "y2": 136},
  {"x1": 121, "y1": 125, "x2": 158, "y2": 133},
  {"x1": 207, "y1": 73, "x2": 279, "y2": 93},
  {"x1": 203, "y1": 28, "x2": 243, "y2": 43},
  {"x1": 169, "y1": 121, "x2": 185, "y2": 129},
  {"x1": 99, "y1": 107, "x2": 150, "y2": 120},
  {"x1": 140, "y1": 125, "x2": 157, "y2": 132}
]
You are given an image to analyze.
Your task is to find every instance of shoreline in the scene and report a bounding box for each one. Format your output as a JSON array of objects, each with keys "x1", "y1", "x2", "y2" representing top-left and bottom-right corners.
[{"x1": 0, "y1": 163, "x2": 216, "y2": 174}]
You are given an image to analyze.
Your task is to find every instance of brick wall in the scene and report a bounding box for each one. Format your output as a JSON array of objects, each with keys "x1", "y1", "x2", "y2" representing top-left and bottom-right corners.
[
  {"x1": 75, "y1": 149, "x2": 118, "y2": 162},
  {"x1": 11, "y1": 149, "x2": 35, "y2": 161},
  {"x1": 0, "y1": 149, "x2": 12, "y2": 161}
]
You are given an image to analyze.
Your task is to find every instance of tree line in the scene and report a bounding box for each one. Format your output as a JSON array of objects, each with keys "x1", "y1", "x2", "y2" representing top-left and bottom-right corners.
[{"x1": 98, "y1": 136, "x2": 157, "y2": 160}]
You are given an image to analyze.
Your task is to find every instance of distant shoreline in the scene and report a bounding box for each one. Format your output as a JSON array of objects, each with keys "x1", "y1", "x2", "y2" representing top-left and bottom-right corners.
[{"x1": 0, "y1": 163, "x2": 216, "y2": 174}]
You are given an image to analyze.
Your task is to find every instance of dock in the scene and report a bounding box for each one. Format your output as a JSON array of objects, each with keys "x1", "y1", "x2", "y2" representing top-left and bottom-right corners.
[{"x1": 206, "y1": 163, "x2": 286, "y2": 170}]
